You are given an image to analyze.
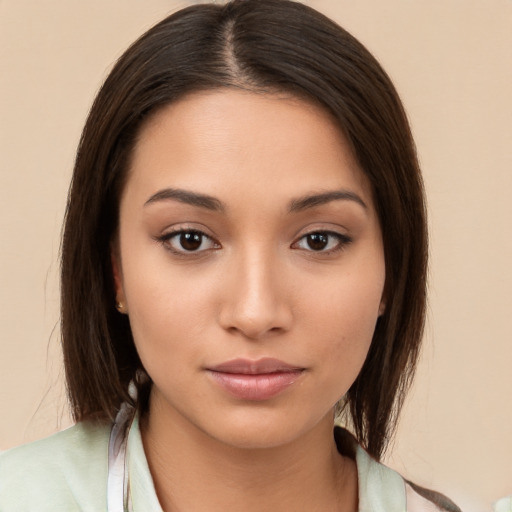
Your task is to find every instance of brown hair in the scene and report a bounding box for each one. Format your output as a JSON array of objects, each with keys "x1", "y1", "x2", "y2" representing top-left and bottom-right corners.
[{"x1": 61, "y1": 0, "x2": 427, "y2": 460}]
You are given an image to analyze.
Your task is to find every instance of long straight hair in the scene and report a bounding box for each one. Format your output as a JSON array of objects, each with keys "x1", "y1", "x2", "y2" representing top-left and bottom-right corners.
[{"x1": 61, "y1": 0, "x2": 427, "y2": 460}]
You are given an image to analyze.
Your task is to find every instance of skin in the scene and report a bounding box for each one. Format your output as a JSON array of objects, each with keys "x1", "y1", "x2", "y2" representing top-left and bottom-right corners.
[{"x1": 113, "y1": 90, "x2": 385, "y2": 511}]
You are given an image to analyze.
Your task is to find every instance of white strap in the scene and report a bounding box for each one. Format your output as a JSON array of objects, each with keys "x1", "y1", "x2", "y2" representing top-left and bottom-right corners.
[
  {"x1": 107, "y1": 401, "x2": 133, "y2": 512},
  {"x1": 107, "y1": 382, "x2": 138, "y2": 512}
]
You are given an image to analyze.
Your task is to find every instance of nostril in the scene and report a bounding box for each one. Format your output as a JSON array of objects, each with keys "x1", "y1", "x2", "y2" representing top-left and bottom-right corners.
[{"x1": 222, "y1": 321, "x2": 290, "y2": 342}]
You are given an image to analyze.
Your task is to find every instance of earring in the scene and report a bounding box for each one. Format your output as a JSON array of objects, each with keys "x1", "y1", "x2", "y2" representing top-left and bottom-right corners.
[{"x1": 116, "y1": 301, "x2": 127, "y2": 314}]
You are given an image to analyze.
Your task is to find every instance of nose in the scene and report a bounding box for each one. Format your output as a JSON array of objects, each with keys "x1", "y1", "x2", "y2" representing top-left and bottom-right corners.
[{"x1": 218, "y1": 249, "x2": 293, "y2": 340}]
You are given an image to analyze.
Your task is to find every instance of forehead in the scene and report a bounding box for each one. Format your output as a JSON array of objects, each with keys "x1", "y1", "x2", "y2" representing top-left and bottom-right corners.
[{"x1": 125, "y1": 89, "x2": 373, "y2": 207}]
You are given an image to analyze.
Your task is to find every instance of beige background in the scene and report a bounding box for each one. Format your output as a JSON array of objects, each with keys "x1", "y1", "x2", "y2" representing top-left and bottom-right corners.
[{"x1": 1, "y1": 1, "x2": 511, "y2": 510}]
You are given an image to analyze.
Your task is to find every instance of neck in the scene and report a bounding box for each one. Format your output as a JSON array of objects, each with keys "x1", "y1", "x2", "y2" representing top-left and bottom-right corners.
[{"x1": 141, "y1": 394, "x2": 358, "y2": 512}]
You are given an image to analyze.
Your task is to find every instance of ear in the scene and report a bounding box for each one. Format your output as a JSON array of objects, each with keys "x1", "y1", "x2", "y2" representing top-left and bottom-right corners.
[{"x1": 111, "y1": 245, "x2": 127, "y2": 312}]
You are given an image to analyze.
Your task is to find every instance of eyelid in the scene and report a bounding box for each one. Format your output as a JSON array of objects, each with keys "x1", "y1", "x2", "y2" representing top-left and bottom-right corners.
[{"x1": 157, "y1": 221, "x2": 218, "y2": 241}]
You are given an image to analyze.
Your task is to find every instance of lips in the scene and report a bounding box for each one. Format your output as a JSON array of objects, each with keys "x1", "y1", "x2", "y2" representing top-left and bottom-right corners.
[{"x1": 206, "y1": 358, "x2": 305, "y2": 401}]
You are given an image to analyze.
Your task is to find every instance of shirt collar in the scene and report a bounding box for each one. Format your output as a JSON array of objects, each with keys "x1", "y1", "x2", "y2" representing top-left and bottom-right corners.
[{"x1": 125, "y1": 416, "x2": 406, "y2": 512}]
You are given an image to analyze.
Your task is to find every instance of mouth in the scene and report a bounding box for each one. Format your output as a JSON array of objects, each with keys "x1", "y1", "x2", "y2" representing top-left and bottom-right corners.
[{"x1": 206, "y1": 358, "x2": 306, "y2": 401}]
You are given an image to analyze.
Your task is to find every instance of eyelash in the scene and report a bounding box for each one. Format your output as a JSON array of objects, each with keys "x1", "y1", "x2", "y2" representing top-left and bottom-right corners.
[
  {"x1": 156, "y1": 229, "x2": 352, "y2": 256},
  {"x1": 156, "y1": 229, "x2": 220, "y2": 256},
  {"x1": 292, "y1": 231, "x2": 353, "y2": 255}
]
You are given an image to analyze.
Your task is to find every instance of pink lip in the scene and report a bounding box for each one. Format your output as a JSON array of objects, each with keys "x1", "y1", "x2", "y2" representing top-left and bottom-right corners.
[{"x1": 206, "y1": 358, "x2": 305, "y2": 401}]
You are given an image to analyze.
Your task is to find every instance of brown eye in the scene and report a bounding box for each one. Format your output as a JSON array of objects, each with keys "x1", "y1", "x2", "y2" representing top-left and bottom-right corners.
[
  {"x1": 179, "y1": 231, "x2": 203, "y2": 251},
  {"x1": 294, "y1": 231, "x2": 352, "y2": 254},
  {"x1": 306, "y1": 233, "x2": 329, "y2": 251},
  {"x1": 159, "y1": 229, "x2": 219, "y2": 254}
]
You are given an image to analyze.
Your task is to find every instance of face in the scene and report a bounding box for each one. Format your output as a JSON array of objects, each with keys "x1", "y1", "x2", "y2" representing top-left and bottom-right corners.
[{"x1": 114, "y1": 90, "x2": 385, "y2": 449}]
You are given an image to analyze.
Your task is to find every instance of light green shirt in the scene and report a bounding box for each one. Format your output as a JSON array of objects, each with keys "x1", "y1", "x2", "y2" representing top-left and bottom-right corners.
[{"x1": 0, "y1": 416, "x2": 457, "y2": 511}]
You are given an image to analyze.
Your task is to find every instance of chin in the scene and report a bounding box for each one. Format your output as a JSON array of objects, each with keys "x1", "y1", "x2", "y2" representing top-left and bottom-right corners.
[
  {"x1": 209, "y1": 425, "x2": 303, "y2": 451},
  {"x1": 197, "y1": 407, "x2": 333, "y2": 452}
]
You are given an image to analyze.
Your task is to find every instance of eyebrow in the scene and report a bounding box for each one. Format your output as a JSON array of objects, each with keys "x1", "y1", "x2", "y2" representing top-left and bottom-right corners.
[
  {"x1": 288, "y1": 190, "x2": 367, "y2": 212},
  {"x1": 144, "y1": 187, "x2": 367, "y2": 214},
  {"x1": 144, "y1": 188, "x2": 225, "y2": 212}
]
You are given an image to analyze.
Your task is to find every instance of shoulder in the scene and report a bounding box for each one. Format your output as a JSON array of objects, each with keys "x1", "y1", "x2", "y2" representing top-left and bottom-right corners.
[
  {"x1": 334, "y1": 426, "x2": 462, "y2": 512},
  {"x1": 0, "y1": 421, "x2": 111, "y2": 512},
  {"x1": 405, "y1": 481, "x2": 463, "y2": 512}
]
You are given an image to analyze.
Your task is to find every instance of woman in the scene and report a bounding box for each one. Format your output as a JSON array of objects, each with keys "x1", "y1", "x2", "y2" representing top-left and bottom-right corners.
[{"x1": 0, "y1": 0, "x2": 460, "y2": 510}]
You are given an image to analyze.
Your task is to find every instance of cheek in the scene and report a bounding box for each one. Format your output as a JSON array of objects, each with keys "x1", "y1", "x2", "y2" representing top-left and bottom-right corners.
[
  {"x1": 120, "y1": 247, "x2": 218, "y2": 367},
  {"x1": 129, "y1": 281, "x2": 212, "y2": 348},
  {"x1": 303, "y1": 266, "x2": 383, "y2": 382}
]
